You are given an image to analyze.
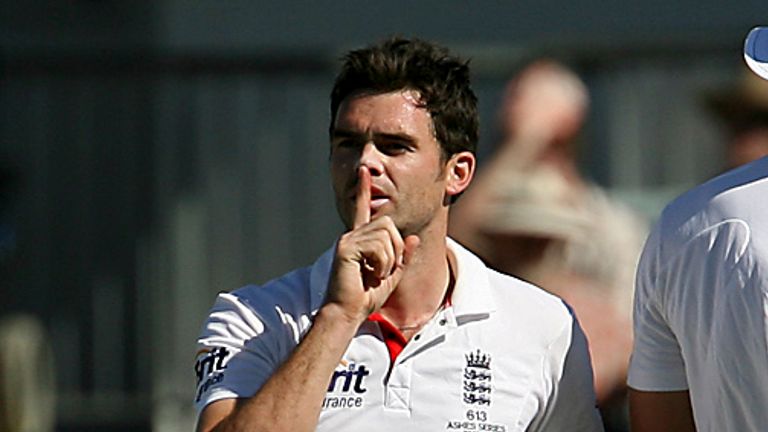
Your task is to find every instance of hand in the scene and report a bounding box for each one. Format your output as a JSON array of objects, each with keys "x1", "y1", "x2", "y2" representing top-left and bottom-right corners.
[{"x1": 325, "y1": 167, "x2": 420, "y2": 325}]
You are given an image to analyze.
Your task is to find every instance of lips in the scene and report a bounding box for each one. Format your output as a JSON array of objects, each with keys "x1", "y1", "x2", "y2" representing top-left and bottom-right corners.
[
  {"x1": 350, "y1": 185, "x2": 391, "y2": 211},
  {"x1": 370, "y1": 185, "x2": 390, "y2": 210},
  {"x1": 370, "y1": 197, "x2": 389, "y2": 211},
  {"x1": 369, "y1": 185, "x2": 387, "y2": 198}
]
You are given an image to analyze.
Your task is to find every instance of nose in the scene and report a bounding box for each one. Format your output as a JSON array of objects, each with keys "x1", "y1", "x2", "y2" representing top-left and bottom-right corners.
[{"x1": 358, "y1": 142, "x2": 383, "y2": 176}]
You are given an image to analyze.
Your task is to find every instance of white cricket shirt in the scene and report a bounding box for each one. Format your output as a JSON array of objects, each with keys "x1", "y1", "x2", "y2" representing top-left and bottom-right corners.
[
  {"x1": 195, "y1": 238, "x2": 602, "y2": 431},
  {"x1": 629, "y1": 156, "x2": 768, "y2": 431}
]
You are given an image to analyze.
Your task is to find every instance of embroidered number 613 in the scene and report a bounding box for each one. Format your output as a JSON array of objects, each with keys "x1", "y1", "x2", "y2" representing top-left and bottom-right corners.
[{"x1": 466, "y1": 410, "x2": 488, "y2": 422}]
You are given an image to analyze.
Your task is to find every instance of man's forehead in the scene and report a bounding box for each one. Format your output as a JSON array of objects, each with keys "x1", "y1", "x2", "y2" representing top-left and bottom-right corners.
[{"x1": 335, "y1": 90, "x2": 431, "y2": 124}]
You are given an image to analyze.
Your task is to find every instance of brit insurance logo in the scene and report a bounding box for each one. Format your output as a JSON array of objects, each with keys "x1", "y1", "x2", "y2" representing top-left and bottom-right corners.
[
  {"x1": 194, "y1": 347, "x2": 231, "y2": 402},
  {"x1": 322, "y1": 360, "x2": 371, "y2": 410}
]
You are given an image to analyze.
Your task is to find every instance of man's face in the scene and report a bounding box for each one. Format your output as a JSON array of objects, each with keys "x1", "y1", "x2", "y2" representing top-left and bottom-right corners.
[{"x1": 330, "y1": 90, "x2": 450, "y2": 236}]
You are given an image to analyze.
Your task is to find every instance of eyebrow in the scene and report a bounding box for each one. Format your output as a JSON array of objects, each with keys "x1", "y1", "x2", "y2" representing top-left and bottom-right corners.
[{"x1": 330, "y1": 129, "x2": 417, "y2": 144}]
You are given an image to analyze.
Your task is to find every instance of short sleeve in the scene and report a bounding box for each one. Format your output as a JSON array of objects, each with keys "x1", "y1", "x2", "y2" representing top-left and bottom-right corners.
[
  {"x1": 627, "y1": 228, "x2": 688, "y2": 391},
  {"x1": 530, "y1": 316, "x2": 605, "y2": 431},
  {"x1": 193, "y1": 292, "x2": 284, "y2": 413}
]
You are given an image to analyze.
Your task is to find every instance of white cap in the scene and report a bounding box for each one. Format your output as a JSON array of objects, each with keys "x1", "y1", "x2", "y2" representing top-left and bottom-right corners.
[{"x1": 745, "y1": 26, "x2": 768, "y2": 80}]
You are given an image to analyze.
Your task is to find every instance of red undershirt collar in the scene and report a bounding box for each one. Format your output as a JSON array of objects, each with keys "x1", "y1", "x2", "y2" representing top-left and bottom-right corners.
[{"x1": 367, "y1": 295, "x2": 453, "y2": 365}]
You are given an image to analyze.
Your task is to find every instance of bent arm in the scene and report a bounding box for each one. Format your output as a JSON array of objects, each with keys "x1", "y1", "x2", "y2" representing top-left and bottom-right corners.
[
  {"x1": 196, "y1": 304, "x2": 360, "y2": 432},
  {"x1": 629, "y1": 388, "x2": 695, "y2": 432},
  {"x1": 198, "y1": 167, "x2": 417, "y2": 432}
]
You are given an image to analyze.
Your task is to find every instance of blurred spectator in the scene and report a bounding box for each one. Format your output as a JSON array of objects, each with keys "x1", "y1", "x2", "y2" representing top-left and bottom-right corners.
[
  {"x1": 705, "y1": 66, "x2": 768, "y2": 170},
  {"x1": 0, "y1": 314, "x2": 56, "y2": 432},
  {"x1": 450, "y1": 60, "x2": 647, "y2": 430}
]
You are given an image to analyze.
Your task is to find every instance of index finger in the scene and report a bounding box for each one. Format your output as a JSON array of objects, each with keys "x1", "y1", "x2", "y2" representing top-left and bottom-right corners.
[{"x1": 353, "y1": 166, "x2": 371, "y2": 228}]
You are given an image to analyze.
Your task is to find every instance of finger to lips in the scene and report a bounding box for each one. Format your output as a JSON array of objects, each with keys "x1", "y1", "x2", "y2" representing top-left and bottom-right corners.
[
  {"x1": 381, "y1": 234, "x2": 397, "y2": 278},
  {"x1": 384, "y1": 222, "x2": 404, "y2": 274},
  {"x1": 362, "y1": 234, "x2": 395, "y2": 280},
  {"x1": 354, "y1": 166, "x2": 372, "y2": 229},
  {"x1": 364, "y1": 218, "x2": 402, "y2": 277}
]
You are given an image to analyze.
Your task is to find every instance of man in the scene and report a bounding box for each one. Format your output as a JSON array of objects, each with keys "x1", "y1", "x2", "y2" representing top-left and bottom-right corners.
[
  {"x1": 628, "y1": 35, "x2": 768, "y2": 430},
  {"x1": 194, "y1": 37, "x2": 603, "y2": 432}
]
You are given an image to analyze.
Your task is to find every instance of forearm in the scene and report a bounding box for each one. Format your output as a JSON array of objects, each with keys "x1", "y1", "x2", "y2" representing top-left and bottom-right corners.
[
  {"x1": 211, "y1": 305, "x2": 360, "y2": 432},
  {"x1": 206, "y1": 173, "x2": 414, "y2": 431}
]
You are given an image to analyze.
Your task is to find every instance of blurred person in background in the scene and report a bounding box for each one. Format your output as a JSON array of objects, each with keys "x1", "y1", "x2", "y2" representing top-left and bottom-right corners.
[
  {"x1": 628, "y1": 28, "x2": 768, "y2": 431},
  {"x1": 450, "y1": 60, "x2": 648, "y2": 431}
]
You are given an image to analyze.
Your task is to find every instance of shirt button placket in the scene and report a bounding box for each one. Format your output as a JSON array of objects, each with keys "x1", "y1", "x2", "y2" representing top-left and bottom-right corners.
[{"x1": 385, "y1": 360, "x2": 413, "y2": 413}]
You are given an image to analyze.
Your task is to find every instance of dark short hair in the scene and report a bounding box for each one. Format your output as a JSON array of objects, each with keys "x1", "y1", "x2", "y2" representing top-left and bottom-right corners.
[{"x1": 329, "y1": 37, "x2": 479, "y2": 160}]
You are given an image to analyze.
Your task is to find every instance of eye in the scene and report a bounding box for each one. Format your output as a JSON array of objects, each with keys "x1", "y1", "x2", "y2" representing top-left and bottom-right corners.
[
  {"x1": 332, "y1": 137, "x2": 362, "y2": 153},
  {"x1": 377, "y1": 141, "x2": 411, "y2": 156}
]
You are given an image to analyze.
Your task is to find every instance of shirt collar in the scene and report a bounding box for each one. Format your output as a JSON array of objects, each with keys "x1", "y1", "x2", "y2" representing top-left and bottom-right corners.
[{"x1": 446, "y1": 237, "x2": 497, "y2": 317}]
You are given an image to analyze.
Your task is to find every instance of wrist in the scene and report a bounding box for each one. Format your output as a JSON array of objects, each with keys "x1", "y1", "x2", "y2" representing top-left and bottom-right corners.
[{"x1": 316, "y1": 303, "x2": 367, "y2": 335}]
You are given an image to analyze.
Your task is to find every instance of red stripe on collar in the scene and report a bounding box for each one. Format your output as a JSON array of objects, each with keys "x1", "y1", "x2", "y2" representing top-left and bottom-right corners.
[{"x1": 367, "y1": 313, "x2": 407, "y2": 365}]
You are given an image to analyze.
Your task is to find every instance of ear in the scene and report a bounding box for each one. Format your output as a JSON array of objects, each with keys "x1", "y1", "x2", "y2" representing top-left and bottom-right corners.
[{"x1": 444, "y1": 151, "x2": 476, "y2": 198}]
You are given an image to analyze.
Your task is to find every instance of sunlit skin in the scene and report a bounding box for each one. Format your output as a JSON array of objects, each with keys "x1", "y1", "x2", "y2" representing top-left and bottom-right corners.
[
  {"x1": 328, "y1": 88, "x2": 474, "y2": 331},
  {"x1": 330, "y1": 90, "x2": 451, "y2": 239}
]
